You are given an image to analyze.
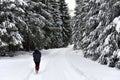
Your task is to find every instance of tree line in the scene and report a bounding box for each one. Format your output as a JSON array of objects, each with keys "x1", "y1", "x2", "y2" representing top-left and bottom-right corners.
[
  {"x1": 71, "y1": 0, "x2": 120, "y2": 69},
  {"x1": 0, "y1": 0, "x2": 71, "y2": 56}
]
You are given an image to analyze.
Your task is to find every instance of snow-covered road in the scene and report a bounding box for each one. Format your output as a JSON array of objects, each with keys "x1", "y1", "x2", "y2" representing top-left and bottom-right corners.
[{"x1": 0, "y1": 46, "x2": 120, "y2": 80}]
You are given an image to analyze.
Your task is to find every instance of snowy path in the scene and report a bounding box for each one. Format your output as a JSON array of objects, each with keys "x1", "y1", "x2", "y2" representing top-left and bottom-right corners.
[
  {"x1": 29, "y1": 48, "x2": 87, "y2": 80},
  {"x1": 30, "y1": 48, "x2": 88, "y2": 80},
  {"x1": 0, "y1": 46, "x2": 120, "y2": 80}
]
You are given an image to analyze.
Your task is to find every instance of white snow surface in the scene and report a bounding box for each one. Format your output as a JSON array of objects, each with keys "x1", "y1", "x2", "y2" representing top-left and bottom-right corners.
[{"x1": 0, "y1": 45, "x2": 120, "y2": 80}]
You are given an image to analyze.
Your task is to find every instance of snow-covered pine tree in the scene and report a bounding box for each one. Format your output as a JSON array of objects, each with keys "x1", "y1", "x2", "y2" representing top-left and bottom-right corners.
[
  {"x1": 0, "y1": 0, "x2": 71, "y2": 56},
  {"x1": 0, "y1": 0, "x2": 54, "y2": 55},
  {"x1": 72, "y1": 0, "x2": 92, "y2": 50},
  {"x1": 72, "y1": 0, "x2": 120, "y2": 69},
  {"x1": 47, "y1": 0, "x2": 63, "y2": 48},
  {"x1": 59, "y1": 0, "x2": 71, "y2": 47},
  {"x1": 0, "y1": 0, "x2": 24, "y2": 56},
  {"x1": 22, "y1": 0, "x2": 48, "y2": 50}
]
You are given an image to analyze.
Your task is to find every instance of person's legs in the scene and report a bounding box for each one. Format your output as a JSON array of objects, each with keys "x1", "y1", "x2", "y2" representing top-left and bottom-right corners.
[{"x1": 35, "y1": 62, "x2": 40, "y2": 71}]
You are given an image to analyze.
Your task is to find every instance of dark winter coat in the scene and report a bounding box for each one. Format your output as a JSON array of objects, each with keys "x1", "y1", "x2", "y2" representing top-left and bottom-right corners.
[{"x1": 33, "y1": 49, "x2": 41, "y2": 62}]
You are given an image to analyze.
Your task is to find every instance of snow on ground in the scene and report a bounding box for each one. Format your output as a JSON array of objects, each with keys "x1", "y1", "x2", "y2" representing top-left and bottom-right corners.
[{"x1": 0, "y1": 45, "x2": 120, "y2": 80}]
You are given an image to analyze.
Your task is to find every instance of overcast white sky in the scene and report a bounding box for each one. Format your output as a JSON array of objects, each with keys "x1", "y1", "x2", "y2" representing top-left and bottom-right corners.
[
  {"x1": 65, "y1": 0, "x2": 76, "y2": 10},
  {"x1": 65, "y1": 0, "x2": 76, "y2": 16}
]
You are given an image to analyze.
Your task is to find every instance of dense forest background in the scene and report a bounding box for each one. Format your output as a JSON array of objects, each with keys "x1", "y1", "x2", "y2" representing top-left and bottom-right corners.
[
  {"x1": 0, "y1": 0, "x2": 71, "y2": 56},
  {"x1": 71, "y1": 0, "x2": 120, "y2": 69}
]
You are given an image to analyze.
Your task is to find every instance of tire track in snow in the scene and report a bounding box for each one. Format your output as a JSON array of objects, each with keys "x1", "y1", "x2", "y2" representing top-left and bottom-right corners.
[
  {"x1": 69, "y1": 63, "x2": 97, "y2": 80},
  {"x1": 24, "y1": 69, "x2": 34, "y2": 80},
  {"x1": 64, "y1": 48, "x2": 98, "y2": 80},
  {"x1": 51, "y1": 48, "x2": 88, "y2": 80}
]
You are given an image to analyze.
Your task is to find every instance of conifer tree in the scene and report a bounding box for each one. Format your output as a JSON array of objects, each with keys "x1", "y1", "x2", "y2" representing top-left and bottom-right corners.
[
  {"x1": 72, "y1": 0, "x2": 120, "y2": 68},
  {"x1": 59, "y1": 0, "x2": 71, "y2": 47},
  {"x1": 48, "y1": 0, "x2": 63, "y2": 48},
  {"x1": 0, "y1": 0, "x2": 24, "y2": 56}
]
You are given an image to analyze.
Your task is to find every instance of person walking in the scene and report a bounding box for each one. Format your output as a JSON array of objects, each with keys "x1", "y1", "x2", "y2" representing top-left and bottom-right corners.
[{"x1": 33, "y1": 48, "x2": 41, "y2": 73}]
